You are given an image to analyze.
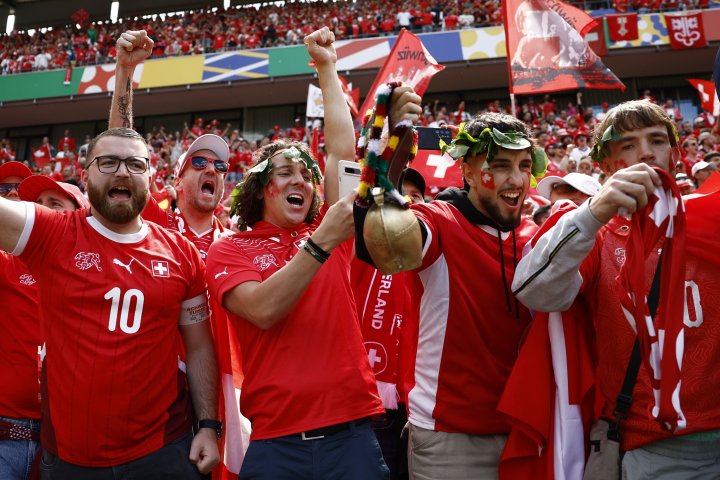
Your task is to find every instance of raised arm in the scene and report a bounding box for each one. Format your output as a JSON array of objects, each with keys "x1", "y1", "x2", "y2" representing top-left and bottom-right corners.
[
  {"x1": 109, "y1": 30, "x2": 153, "y2": 129},
  {"x1": 0, "y1": 197, "x2": 30, "y2": 254},
  {"x1": 304, "y1": 27, "x2": 353, "y2": 207}
]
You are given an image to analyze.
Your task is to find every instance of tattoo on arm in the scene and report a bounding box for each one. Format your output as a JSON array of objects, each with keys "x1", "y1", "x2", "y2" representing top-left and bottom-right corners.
[{"x1": 117, "y1": 75, "x2": 132, "y2": 129}]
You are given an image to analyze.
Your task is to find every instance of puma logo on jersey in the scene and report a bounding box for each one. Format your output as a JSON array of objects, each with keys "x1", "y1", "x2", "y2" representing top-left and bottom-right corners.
[
  {"x1": 214, "y1": 266, "x2": 229, "y2": 280},
  {"x1": 113, "y1": 258, "x2": 135, "y2": 274}
]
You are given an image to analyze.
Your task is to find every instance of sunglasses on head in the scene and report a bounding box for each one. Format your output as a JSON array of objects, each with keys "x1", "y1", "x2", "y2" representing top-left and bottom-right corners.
[
  {"x1": 0, "y1": 182, "x2": 20, "y2": 196},
  {"x1": 189, "y1": 156, "x2": 228, "y2": 173}
]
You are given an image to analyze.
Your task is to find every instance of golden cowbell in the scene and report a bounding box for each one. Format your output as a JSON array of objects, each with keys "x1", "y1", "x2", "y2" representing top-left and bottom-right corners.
[{"x1": 363, "y1": 188, "x2": 423, "y2": 275}]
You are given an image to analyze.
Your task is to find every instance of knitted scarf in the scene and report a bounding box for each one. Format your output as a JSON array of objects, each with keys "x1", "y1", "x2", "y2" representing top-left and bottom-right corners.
[{"x1": 617, "y1": 168, "x2": 686, "y2": 432}]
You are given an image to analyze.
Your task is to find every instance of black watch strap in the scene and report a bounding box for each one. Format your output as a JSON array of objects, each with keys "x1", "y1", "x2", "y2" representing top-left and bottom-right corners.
[{"x1": 197, "y1": 419, "x2": 223, "y2": 439}]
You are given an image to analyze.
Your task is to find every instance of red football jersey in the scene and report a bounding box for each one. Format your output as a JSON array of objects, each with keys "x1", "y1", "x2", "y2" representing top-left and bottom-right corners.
[
  {"x1": 206, "y1": 217, "x2": 384, "y2": 440},
  {"x1": 404, "y1": 201, "x2": 537, "y2": 434},
  {"x1": 0, "y1": 253, "x2": 41, "y2": 420},
  {"x1": 14, "y1": 204, "x2": 209, "y2": 466},
  {"x1": 142, "y1": 198, "x2": 225, "y2": 260},
  {"x1": 582, "y1": 193, "x2": 720, "y2": 450}
]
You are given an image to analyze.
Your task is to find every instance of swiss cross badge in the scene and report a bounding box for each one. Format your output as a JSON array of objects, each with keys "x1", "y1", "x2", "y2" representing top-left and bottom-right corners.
[{"x1": 151, "y1": 260, "x2": 170, "y2": 278}]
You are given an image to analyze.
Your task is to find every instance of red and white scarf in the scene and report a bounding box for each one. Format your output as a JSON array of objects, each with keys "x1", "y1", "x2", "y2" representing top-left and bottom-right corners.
[
  {"x1": 617, "y1": 168, "x2": 686, "y2": 432},
  {"x1": 351, "y1": 258, "x2": 405, "y2": 409}
]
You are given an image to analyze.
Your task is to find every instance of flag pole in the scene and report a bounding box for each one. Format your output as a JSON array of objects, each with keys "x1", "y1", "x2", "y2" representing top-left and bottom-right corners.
[{"x1": 510, "y1": 93, "x2": 517, "y2": 118}]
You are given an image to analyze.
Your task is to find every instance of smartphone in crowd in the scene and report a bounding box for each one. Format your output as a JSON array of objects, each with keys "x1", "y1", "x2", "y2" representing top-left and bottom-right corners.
[
  {"x1": 338, "y1": 160, "x2": 361, "y2": 197},
  {"x1": 416, "y1": 126, "x2": 452, "y2": 151}
]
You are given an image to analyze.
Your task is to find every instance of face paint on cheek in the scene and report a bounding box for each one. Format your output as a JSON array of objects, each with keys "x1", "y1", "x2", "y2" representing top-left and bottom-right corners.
[
  {"x1": 266, "y1": 181, "x2": 281, "y2": 198},
  {"x1": 480, "y1": 170, "x2": 495, "y2": 189},
  {"x1": 614, "y1": 159, "x2": 628, "y2": 171}
]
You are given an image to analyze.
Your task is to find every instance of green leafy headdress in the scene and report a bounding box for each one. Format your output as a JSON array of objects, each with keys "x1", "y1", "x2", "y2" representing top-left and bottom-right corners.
[
  {"x1": 439, "y1": 123, "x2": 548, "y2": 187},
  {"x1": 229, "y1": 146, "x2": 322, "y2": 218}
]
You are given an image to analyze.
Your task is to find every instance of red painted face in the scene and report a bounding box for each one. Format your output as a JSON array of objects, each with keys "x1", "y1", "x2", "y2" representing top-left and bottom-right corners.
[
  {"x1": 261, "y1": 153, "x2": 315, "y2": 229},
  {"x1": 604, "y1": 126, "x2": 673, "y2": 175},
  {"x1": 463, "y1": 147, "x2": 532, "y2": 230}
]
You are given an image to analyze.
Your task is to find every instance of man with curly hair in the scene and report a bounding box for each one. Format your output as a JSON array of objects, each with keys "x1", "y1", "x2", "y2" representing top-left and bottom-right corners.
[{"x1": 204, "y1": 28, "x2": 395, "y2": 479}]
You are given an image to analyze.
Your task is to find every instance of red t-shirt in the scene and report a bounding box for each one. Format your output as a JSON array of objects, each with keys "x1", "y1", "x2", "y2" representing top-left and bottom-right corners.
[
  {"x1": 206, "y1": 217, "x2": 384, "y2": 440},
  {"x1": 0, "y1": 253, "x2": 41, "y2": 420},
  {"x1": 580, "y1": 193, "x2": 720, "y2": 450},
  {"x1": 15, "y1": 205, "x2": 208, "y2": 466},
  {"x1": 404, "y1": 201, "x2": 537, "y2": 434},
  {"x1": 142, "y1": 198, "x2": 225, "y2": 261}
]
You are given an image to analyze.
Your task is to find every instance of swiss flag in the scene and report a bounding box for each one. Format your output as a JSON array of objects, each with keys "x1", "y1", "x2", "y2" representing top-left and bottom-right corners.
[
  {"x1": 688, "y1": 79, "x2": 720, "y2": 116},
  {"x1": 411, "y1": 150, "x2": 463, "y2": 195},
  {"x1": 666, "y1": 12, "x2": 707, "y2": 50},
  {"x1": 606, "y1": 13, "x2": 638, "y2": 42},
  {"x1": 338, "y1": 75, "x2": 360, "y2": 117}
]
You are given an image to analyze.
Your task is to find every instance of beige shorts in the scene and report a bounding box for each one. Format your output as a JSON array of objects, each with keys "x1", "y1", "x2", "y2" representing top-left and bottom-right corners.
[{"x1": 408, "y1": 423, "x2": 507, "y2": 480}]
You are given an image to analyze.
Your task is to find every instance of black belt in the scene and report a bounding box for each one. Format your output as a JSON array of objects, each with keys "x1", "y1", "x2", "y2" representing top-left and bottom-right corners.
[{"x1": 293, "y1": 417, "x2": 371, "y2": 440}]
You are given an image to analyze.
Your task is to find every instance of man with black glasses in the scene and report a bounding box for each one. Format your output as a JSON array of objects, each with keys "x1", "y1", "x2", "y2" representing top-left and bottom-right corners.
[{"x1": 0, "y1": 128, "x2": 220, "y2": 479}]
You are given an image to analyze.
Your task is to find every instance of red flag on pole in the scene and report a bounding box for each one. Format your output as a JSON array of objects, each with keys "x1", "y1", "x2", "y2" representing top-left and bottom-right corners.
[
  {"x1": 688, "y1": 79, "x2": 720, "y2": 116},
  {"x1": 606, "y1": 13, "x2": 639, "y2": 42},
  {"x1": 338, "y1": 75, "x2": 360, "y2": 117},
  {"x1": 666, "y1": 12, "x2": 707, "y2": 50},
  {"x1": 503, "y1": 0, "x2": 624, "y2": 94},
  {"x1": 310, "y1": 127, "x2": 325, "y2": 173},
  {"x1": 357, "y1": 29, "x2": 444, "y2": 120}
]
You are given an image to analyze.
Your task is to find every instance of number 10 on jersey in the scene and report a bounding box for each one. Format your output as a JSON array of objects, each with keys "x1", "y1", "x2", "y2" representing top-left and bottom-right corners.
[{"x1": 104, "y1": 287, "x2": 145, "y2": 334}]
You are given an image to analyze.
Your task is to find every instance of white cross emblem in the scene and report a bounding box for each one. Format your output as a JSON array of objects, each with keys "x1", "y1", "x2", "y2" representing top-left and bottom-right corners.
[
  {"x1": 364, "y1": 341, "x2": 387, "y2": 374},
  {"x1": 425, "y1": 153, "x2": 456, "y2": 178},
  {"x1": 368, "y1": 348, "x2": 383, "y2": 369},
  {"x1": 151, "y1": 260, "x2": 170, "y2": 278}
]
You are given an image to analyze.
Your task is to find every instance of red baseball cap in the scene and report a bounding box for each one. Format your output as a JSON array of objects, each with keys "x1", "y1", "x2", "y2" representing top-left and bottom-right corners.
[
  {"x1": 18, "y1": 175, "x2": 90, "y2": 209},
  {"x1": 0, "y1": 161, "x2": 32, "y2": 182}
]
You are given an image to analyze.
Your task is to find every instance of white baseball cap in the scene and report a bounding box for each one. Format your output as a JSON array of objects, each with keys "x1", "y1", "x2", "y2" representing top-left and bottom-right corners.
[
  {"x1": 691, "y1": 160, "x2": 712, "y2": 178},
  {"x1": 174, "y1": 134, "x2": 230, "y2": 177},
  {"x1": 536, "y1": 172, "x2": 601, "y2": 200}
]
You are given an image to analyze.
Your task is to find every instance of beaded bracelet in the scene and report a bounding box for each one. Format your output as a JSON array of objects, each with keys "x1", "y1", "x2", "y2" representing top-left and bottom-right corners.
[
  {"x1": 305, "y1": 237, "x2": 330, "y2": 261},
  {"x1": 303, "y1": 242, "x2": 327, "y2": 264}
]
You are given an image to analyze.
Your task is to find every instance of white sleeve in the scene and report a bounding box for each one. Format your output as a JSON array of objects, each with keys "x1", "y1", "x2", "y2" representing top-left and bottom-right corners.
[
  {"x1": 11, "y1": 202, "x2": 36, "y2": 256},
  {"x1": 512, "y1": 201, "x2": 604, "y2": 312}
]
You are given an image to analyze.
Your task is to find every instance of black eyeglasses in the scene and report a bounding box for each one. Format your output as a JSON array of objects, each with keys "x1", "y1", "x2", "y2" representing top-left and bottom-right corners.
[
  {"x1": 190, "y1": 156, "x2": 229, "y2": 173},
  {"x1": 88, "y1": 155, "x2": 150, "y2": 174},
  {"x1": 0, "y1": 182, "x2": 20, "y2": 196}
]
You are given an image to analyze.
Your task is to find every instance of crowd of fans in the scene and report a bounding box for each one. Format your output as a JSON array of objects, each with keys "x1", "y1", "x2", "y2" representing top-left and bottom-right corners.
[
  {"x1": 0, "y1": 0, "x2": 715, "y2": 75},
  {"x1": 1, "y1": 90, "x2": 717, "y2": 225}
]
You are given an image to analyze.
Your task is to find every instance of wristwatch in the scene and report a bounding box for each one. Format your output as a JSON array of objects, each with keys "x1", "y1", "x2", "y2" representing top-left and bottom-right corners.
[{"x1": 197, "y1": 419, "x2": 223, "y2": 439}]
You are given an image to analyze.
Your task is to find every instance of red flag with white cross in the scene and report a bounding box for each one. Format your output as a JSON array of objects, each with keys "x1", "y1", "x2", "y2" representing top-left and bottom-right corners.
[
  {"x1": 688, "y1": 79, "x2": 720, "y2": 116},
  {"x1": 411, "y1": 150, "x2": 463, "y2": 195}
]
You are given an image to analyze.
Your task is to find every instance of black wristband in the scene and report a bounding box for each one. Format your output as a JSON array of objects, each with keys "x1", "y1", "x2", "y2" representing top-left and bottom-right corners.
[
  {"x1": 197, "y1": 419, "x2": 223, "y2": 439},
  {"x1": 305, "y1": 237, "x2": 330, "y2": 260},
  {"x1": 303, "y1": 242, "x2": 327, "y2": 264}
]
